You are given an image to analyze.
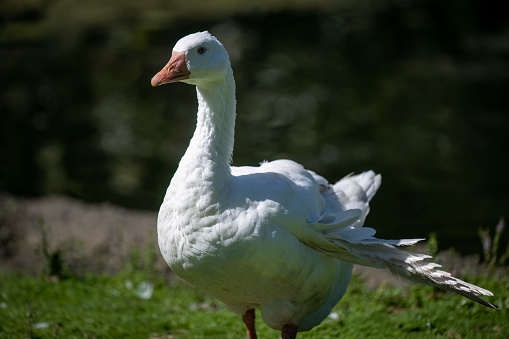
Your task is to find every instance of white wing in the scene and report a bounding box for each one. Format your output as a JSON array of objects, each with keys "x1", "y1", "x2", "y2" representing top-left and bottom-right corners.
[{"x1": 232, "y1": 160, "x2": 499, "y2": 309}]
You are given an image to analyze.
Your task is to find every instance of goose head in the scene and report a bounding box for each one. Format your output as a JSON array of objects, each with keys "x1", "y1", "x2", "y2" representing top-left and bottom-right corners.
[{"x1": 151, "y1": 31, "x2": 231, "y2": 88}]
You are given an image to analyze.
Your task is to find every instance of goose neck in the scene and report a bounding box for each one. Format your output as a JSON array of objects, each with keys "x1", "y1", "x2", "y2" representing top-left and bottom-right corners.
[{"x1": 182, "y1": 72, "x2": 236, "y2": 178}]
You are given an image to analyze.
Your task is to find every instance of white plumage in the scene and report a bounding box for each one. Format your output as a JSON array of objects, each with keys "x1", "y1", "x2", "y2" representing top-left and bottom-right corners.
[{"x1": 152, "y1": 31, "x2": 498, "y2": 339}]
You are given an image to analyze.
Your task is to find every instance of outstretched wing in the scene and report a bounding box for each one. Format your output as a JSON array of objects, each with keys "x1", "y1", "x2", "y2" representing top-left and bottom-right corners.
[
  {"x1": 232, "y1": 160, "x2": 498, "y2": 309},
  {"x1": 308, "y1": 172, "x2": 498, "y2": 309}
]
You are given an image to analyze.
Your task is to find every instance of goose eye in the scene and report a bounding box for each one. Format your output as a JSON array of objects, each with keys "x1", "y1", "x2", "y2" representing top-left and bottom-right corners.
[{"x1": 197, "y1": 47, "x2": 207, "y2": 55}]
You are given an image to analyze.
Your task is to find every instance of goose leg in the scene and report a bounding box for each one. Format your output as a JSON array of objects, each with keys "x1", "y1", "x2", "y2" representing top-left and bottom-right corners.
[
  {"x1": 281, "y1": 323, "x2": 298, "y2": 339},
  {"x1": 242, "y1": 308, "x2": 257, "y2": 339}
]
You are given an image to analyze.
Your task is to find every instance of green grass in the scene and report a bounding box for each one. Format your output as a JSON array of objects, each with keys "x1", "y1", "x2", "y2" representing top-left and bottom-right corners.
[{"x1": 1, "y1": 270, "x2": 507, "y2": 339}]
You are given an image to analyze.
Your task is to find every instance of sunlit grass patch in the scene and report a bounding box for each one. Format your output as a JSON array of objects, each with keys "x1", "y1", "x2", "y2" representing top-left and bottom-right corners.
[{"x1": 0, "y1": 270, "x2": 507, "y2": 339}]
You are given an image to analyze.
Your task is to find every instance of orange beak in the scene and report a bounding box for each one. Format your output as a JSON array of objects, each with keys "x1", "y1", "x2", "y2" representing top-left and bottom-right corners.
[{"x1": 151, "y1": 51, "x2": 190, "y2": 87}]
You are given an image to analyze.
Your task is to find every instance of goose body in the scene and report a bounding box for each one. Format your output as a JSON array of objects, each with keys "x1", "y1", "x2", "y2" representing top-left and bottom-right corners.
[{"x1": 153, "y1": 31, "x2": 497, "y2": 338}]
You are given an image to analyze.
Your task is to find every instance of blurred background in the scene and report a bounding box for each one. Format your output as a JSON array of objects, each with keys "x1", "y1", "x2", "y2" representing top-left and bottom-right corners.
[{"x1": 1, "y1": 0, "x2": 508, "y2": 254}]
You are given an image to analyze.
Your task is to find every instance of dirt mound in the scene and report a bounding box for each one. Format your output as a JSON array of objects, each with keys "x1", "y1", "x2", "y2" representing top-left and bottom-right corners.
[{"x1": 0, "y1": 194, "x2": 169, "y2": 275}]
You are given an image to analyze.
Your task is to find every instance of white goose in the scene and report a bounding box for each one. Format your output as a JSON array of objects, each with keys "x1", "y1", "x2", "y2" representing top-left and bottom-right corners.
[{"x1": 152, "y1": 31, "x2": 498, "y2": 339}]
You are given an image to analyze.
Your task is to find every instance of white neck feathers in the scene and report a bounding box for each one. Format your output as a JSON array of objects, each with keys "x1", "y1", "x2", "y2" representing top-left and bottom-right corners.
[{"x1": 174, "y1": 67, "x2": 236, "y2": 188}]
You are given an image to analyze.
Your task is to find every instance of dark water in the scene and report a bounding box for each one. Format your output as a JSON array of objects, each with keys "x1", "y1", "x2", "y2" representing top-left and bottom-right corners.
[{"x1": 1, "y1": 1, "x2": 508, "y2": 254}]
